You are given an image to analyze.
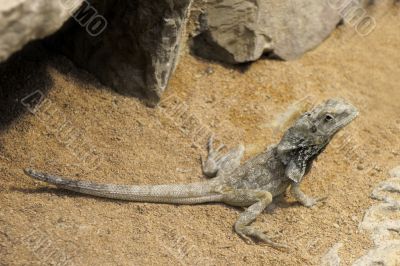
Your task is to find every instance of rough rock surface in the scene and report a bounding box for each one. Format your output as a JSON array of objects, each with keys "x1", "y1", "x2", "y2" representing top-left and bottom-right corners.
[
  {"x1": 390, "y1": 166, "x2": 400, "y2": 178},
  {"x1": 353, "y1": 242, "x2": 400, "y2": 266},
  {"x1": 51, "y1": 0, "x2": 193, "y2": 104},
  {"x1": 0, "y1": 0, "x2": 83, "y2": 62},
  {"x1": 321, "y1": 242, "x2": 343, "y2": 266},
  {"x1": 192, "y1": 0, "x2": 343, "y2": 63},
  {"x1": 354, "y1": 167, "x2": 400, "y2": 265}
]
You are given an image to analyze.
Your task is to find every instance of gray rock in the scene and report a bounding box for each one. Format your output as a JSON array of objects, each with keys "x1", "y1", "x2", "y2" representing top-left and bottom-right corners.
[
  {"x1": 52, "y1": 0, "x2": 192, "y2": 104},
  {"x1": 355, "y1": 176, "x2": 400, "y2": 266},
  {"x1": 352, "y1": 242, "x2": 400, "y2": 266},
  {"x1": 192, "y1": 0, "x2": 344, "y2": 63},
  {"x1": 390, "y1": 166, "x2": 400, "y2": 178},
  {"x1": 0, "y1": 0, "x2": 83, "y2": 62},
  {"x1": 321, "y1": 242, "x2": 343, "y2": 266}
]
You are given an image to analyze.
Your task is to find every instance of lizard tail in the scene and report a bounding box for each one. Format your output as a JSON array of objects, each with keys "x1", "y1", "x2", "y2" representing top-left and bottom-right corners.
[{"x1": 24, "y1": 168, "x2": 224, "y2": 204}]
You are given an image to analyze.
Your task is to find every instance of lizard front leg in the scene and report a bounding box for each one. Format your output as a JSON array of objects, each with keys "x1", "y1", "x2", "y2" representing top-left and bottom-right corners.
[
  {"x1": 222, "y1": 188, "x2": 287, "y2": 248},
  {"x1": 290, "y1": 182, "x2": 326, "y2": 207}
]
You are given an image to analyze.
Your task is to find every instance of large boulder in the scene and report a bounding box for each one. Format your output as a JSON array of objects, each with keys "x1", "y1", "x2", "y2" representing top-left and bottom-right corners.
[
  {"x1": 0, "y1": 0, "x2": 83, "y2": 62},
  {"x1": 192, "y1": 0, "x2": 344, "y2": 63},
  {"x1": 0, "y1": 0, "x2": 192, "y2": 104},
  {"x1": 51, "y1": 0, "x2": 193, "y2": 104}
]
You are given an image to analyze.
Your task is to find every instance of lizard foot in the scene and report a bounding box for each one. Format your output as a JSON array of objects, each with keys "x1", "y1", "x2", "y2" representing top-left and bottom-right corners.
[
  {"x1": 201, "y1": 135, "x2": 225, "y2": 177},
  {"x1": 236, "y1": 225, "x2": 288, "y2": 250},
  {"x1": 202, "y1": 135, "x2": 244, "y2": 177},
  {"x1": 302, "y1": 196, "x2": 328, "y2": 208},
  {"x1": 291, "y1": 183, "x2": 328, "y2": 208}
]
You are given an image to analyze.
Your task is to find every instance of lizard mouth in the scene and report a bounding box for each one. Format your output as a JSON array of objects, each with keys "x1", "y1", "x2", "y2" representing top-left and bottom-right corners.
[
  {"x1": 329, "y1": 105, "x2": 359, "y2": 135},
  {"x1": 338, "y1": 104, "x2": 358, "y2": 125}
]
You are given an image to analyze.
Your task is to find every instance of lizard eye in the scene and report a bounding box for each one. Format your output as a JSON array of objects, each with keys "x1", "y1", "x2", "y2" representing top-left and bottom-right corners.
[{"x1": 324, "y1": 114, "x2": 334, "y2": 122}]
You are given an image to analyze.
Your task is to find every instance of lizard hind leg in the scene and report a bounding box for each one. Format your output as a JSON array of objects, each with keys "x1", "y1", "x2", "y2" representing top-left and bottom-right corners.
[
  {"x1": 201, "y1": 135, "x2": 244, "y2": 178},
  {"x1": 227, "y1": 190, "x2": 288, "y2": 249}
]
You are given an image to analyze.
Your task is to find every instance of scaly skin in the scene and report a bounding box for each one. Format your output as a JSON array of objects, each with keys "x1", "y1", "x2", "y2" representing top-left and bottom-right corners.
[{"x1": 24, "y1": 98, "x2": 358, "y2": 248}]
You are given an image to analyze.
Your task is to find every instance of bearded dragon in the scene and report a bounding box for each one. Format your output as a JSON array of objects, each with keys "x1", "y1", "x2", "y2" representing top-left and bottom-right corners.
[{"x1": 24, "y1": 98, "x2": 358, "y2": 248}]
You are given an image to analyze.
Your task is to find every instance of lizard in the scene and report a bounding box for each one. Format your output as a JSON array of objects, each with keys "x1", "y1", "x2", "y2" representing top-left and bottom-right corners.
[{"x1": 23, "y1": 98, "x2": 358, "y2": 248}]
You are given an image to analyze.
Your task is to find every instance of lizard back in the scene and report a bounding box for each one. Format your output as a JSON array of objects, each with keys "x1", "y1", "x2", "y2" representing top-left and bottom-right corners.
[{"x1": 222, "y1": 146, "x2": 290, "y2": 197}]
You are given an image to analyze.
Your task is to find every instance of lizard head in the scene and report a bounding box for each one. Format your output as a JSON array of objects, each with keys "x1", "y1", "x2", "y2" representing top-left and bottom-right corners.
[{"x1": 277, "y1": 98, "x2": 358, "y2": 183}]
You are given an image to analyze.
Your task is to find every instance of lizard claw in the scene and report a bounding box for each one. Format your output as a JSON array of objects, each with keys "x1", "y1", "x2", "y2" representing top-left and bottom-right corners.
[
  {"x1": 303, "y1": 196, "x2": 328, "y2": 208},
  {"x1": 207, "y1": 134, "x2": 215, "y2": 153},
  {"x1": 258, "y1": 235, "x2": 289, "y2": 250},
  {"x1": 237, "y1": 226, "x2": 288, "y2": 250},
  {"x1": 216, "y1": 144, "x2": 226, "y2": 153},
  {"x1": 237, "y1": 232, "x2": 255, "y2": 245},
  {"x1": 301, "y1": 198, "x2": 316, "y2": 208},
  {"x1": 316, "y1": 196, "x2": 328, "y2": 203},
  {"x1": 260, "y1": 241, "x2": 289, "y2": 251}
]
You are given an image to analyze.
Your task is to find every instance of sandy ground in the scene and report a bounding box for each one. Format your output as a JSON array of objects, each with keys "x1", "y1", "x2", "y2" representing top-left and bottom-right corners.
[{"x1": 0, "y1": 4, "x2": 399, "y2": 266}]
